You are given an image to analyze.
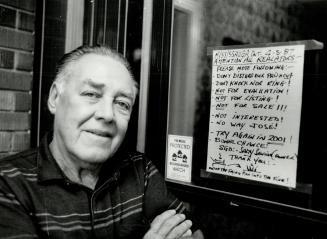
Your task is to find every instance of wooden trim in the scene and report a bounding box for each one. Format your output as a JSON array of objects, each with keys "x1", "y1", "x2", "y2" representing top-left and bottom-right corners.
[
  {"x1": 31, "y1": 0, "x2": 45, "y2": 147},
  {"x1": 145, "y1": 0, "x2": 173, "y2": 172},
  {"x1": 137, "y1": 0, "x2": 153, "y2": 153},
  {"x1": 65, "y1": 0, "x2": 84, "y2": 52}
]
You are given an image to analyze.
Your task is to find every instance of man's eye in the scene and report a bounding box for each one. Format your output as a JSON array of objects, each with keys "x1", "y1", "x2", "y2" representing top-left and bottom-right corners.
[
  {"x1": 115, "y1": 100, "x2": 131, "y2": 111},
  {"x1": 82, "y1": 91, "x2": 101, "y2": 98}
]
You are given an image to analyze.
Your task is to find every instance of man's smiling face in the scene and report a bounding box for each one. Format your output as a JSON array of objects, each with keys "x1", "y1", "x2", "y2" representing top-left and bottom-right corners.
[{"x1": 49, "y1": 53, "x2": 136, "y2": 166}]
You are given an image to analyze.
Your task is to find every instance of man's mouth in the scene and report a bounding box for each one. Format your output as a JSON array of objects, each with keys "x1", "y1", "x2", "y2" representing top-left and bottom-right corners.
[{"x1": 85, "y1": 129, "x2": 112, "y2": 138}]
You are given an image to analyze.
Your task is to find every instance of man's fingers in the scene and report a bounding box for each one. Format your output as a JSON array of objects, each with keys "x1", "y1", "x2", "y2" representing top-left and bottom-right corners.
[
  {"x1": 157, "y1": 213, "x2": 187, "y2": 236},
  {"x1": 182, "y1": 229, "x2": 192, "y2": 237},
  {"x1": 145, "y1": 210, "x2": 193, "y2": 239},
  {"x1": 150, "y1": 210, "x2": 176, "y2": 232},
  {"x1": 166, "y1": 219, "x2": 192, "y2": 239}
]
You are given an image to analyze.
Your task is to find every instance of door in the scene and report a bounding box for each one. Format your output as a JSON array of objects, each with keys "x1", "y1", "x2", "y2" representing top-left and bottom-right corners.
[
  {"x1": 144, "y1": 0, "x2": 327, "y2": 232},
  {"x1": 32, "y1": 0, "x2": 143, "y2": 152}
]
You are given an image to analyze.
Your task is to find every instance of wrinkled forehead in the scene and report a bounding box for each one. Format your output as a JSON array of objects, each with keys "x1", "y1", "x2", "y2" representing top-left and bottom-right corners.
[{"x1": 63, "y1": 54, "x2": 139, "y2": 97}]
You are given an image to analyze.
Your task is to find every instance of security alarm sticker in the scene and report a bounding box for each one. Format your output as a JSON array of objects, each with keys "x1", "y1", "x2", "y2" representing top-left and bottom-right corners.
[{"x1": 166, "y1": 135, "x2": 193, "y2": 182}]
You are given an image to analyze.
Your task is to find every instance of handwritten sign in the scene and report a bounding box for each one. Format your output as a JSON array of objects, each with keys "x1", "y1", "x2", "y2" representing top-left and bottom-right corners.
[{"x1": 206, "y1": 44, "x2": 305, "y2": 188}]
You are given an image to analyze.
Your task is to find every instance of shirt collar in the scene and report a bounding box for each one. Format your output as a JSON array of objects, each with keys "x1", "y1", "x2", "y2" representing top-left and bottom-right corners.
[
  {"x1": 37, "y1": 132, "x2": 68, "y2": 182},
  {"x1": 37, "y1": 132, "x2": 132, "y2": 184}
]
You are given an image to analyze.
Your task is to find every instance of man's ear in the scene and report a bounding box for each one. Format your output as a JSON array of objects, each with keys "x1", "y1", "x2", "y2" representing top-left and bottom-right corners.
[{"x1": 48, "y1": 83, "x2": 60, "y2": 114}]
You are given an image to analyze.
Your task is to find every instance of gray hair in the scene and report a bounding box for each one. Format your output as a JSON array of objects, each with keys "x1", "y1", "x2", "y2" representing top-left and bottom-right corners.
[{"x1": 53, "y1": 45, "x2": 139, "y2": 94}]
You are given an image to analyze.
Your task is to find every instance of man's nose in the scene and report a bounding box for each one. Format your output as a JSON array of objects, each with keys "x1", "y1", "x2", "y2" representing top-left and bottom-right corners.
[{"x1": 94, "y1": 98, "x2": 115, "y2": 122}]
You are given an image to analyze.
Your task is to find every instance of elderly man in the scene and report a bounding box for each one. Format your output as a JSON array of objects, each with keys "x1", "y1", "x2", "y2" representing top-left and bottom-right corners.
[{"x1": 0, "y1": 46, "x2": 204, "y2": 238}]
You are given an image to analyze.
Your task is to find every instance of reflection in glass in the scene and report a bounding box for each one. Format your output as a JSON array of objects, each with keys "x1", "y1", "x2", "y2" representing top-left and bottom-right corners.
[{"x1": 167, "y1": 0, "x2": 327, "y2": 214}]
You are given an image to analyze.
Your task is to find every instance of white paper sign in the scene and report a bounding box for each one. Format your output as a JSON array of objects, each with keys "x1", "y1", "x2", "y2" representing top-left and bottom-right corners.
[
  {"x1": 167, "y1": 135, "x2": 193, "y2": 182},
  {"x1": 206, "y1": 44, "x2": 305, "y2": 188}
]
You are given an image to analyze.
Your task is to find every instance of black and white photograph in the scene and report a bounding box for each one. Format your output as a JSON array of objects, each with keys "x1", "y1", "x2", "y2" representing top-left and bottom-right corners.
[{"x1": 0, "y1": 0, "x2": 327, "y2": 238}]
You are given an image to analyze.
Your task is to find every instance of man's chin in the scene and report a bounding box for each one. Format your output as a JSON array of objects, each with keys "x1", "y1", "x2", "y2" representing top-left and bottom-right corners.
[{"x1": 77, "y1": 150, "x2": 113, "y2": 164}]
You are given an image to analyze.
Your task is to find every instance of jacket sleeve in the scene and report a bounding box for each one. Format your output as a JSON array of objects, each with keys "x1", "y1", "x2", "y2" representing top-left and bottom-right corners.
[
  {"x1": 142, "y1": 158, "x2": 200, "y2": 233},
  {"x1": 0, "y1": 176, "x2": 38, "y2": 238}
]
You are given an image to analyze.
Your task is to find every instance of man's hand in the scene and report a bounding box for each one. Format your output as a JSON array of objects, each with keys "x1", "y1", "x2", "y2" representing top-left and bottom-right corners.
[{"x1": 143, "y1": 210, "x2": 193, "y2": 239}]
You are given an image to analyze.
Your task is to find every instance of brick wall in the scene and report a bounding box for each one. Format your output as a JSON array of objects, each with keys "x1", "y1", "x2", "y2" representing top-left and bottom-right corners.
[{"x1": 0, "y1": 0, "x2": 36, "y2": 158}]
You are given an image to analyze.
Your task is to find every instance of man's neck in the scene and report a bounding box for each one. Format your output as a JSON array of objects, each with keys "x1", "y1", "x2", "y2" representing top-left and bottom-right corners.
[{"x1": 49, "y1": 140, "x2": 101, "y2": 190}]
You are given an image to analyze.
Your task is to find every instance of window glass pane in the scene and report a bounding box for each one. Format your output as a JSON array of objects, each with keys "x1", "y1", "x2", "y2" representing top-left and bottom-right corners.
[{"x1": 167, "y1": 0, "x2": 327, "y2": 215}]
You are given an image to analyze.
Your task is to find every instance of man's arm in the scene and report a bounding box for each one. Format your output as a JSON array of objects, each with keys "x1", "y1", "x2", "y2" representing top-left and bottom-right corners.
[{"x1": 142, "y1": 159, "x2": 204, "y2": 238}]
